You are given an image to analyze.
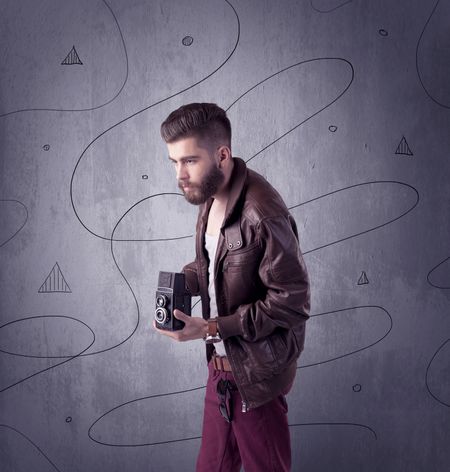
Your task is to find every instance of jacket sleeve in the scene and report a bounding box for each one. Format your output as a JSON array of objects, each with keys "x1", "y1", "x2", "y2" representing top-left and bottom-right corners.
[
  {"x1": 182, "y1": 260, "x2": 200, "y2": 296},
  {"x1": 217, "y1": 215, "x2": 310, "y2": 341}
]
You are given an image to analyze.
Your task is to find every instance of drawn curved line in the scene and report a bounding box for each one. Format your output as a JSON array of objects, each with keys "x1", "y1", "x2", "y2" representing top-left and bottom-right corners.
[
  {"x1": 0, "y1": 0, "x2": 129, "y2": 117},
  {"x1": 0, "y1": 315, "x2": 95, "y2": 393},
  {"x1": 0, "y1": 315, "x2": 93, "y2": 358},
  {"x1": 0, "y1": 199, "x2": 28, "y2": 247},
  {"x1": 0, "y1": 424, "x2": 61, "y2": 471},
  {"x1": 289, "y1": 422, "x2": 377, "y2": 440},
  {"x1": 8, "y1": 195, "x2": 193, "y2": 364},
  {"x1": 102, "y1": 193, "x2": 194, "y2": 242},
  {"x1": 0, "y1": 197, "x2": 152, "y2": 370},
  {"x1": 290, "y1": 180, "x2": 420, "y2": 255},
  {"x1": 88, "y1": 385, "x2": 206, "y2": 446},
  {"x1": 425, "y1": 338, "x2": 450, "y2": 407},
  {"x1": 226, "y1": 57, "x2": 354, "y2": 163},
  {"x1": 89, "y1": 390, "x2": 378, "y2": 447},
  {"x1": 70, "y1": 0, "x2": 240, "y2": 241},
  {"x1": 44, "y1": 192, "x2": 188, "y2": 359},
  {"x1": 310, "y1": 0, "x2": 353, "y2": 13},
  {"x1": 427, "y1": 256, "x2": 450, "y2": 289},
  {"x1": 415, "y1": 0, "x2": 450, "y2": 109},
  {"x1": 298, "y1": 305, "x2": 393, "y2": 368}
]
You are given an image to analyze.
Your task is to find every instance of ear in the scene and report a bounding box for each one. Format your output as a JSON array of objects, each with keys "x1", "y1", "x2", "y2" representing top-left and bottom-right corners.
[{"x1": 217, "y1": 145, "x2": 232, "y2": 165}]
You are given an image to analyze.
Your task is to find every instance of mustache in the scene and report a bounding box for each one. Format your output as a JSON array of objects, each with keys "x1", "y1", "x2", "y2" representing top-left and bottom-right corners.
[{"x1": 178, "y1": 181, "x2": 197, "y2": 189}]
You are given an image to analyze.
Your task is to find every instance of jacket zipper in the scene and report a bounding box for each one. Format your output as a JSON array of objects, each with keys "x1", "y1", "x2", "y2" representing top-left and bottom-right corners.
[{"x1": 223, "y1": 338, "x2": 249, "y2": 413}]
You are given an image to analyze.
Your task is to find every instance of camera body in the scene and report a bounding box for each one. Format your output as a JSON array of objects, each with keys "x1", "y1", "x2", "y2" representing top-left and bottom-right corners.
[{"x1": 155, "y1": 271, "x2": 191, "y2": 331}]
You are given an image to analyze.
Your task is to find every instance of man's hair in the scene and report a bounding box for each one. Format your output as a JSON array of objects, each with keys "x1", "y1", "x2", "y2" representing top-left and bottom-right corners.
[{"x1": 160, "y1": 103, "x2": 231, "y2": 150}]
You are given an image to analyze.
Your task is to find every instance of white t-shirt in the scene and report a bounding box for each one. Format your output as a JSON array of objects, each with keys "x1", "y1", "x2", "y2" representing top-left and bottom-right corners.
[{"x1": 204, "y1": 233, "x2": 227, "y2": 356}]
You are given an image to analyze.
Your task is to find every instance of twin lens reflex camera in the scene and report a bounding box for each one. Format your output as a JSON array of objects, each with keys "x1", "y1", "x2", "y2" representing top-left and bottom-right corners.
[{"x1": 155, "y1": 271, "x2": 191, "y2": 331}]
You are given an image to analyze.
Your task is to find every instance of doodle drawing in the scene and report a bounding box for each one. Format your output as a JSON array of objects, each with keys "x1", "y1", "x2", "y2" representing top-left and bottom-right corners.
[
  {"x1": 38, "y1": 262, "x2": 72, "y2": 293},
  {"x1": 357, "y1": 271, "x2": 369, "y2": 285},
  {"x1": 61, "y1": 46, "x2": 83, "y2": 66},
  {"x1": 395, "y1": 136, "x2": 413, "y2": 156}
]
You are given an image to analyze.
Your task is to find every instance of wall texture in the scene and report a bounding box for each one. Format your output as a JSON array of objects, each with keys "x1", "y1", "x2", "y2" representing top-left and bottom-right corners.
[{"x1": 1, "y1": 0, "x2": 449, "y2": 470}]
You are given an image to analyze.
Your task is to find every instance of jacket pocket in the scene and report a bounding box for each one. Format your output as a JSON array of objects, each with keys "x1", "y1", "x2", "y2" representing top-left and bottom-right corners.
[{"x1": 222, "y1": 245, "x2": 262, "y2": 310}]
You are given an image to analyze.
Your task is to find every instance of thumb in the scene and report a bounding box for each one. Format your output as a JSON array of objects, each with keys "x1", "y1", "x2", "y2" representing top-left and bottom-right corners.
[{"x1": 173, "y1": 309, "x2": 188, "y2": 320}]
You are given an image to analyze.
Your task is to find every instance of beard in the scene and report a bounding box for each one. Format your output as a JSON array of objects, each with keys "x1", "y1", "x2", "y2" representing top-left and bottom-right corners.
[{"x1": 179, "y1": 163, "x2": 225, "y2": 205}]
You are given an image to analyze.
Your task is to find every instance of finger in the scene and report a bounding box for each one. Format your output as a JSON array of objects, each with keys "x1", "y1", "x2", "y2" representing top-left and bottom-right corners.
[
  {"x1": 173, "y1": 309, "x2": 188, "y2": 320},
  {"x1": 156, "y1": 327, "x2": 181, "y2": 341}
]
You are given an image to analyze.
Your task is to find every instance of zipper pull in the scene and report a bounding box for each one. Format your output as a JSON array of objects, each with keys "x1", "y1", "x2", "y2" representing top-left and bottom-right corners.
[{"x1": 241, "y1": 401, "x2": 248, "y2": 413}]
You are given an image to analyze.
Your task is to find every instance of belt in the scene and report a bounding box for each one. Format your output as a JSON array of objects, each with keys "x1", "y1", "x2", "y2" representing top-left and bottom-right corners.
[{"x1": 212, "y1": 353, "x2": 232, "y2": 372}]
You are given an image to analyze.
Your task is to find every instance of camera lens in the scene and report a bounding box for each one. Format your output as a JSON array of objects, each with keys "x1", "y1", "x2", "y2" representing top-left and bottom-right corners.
[
  {"x1": 155, "y1": 307, "x2": 169, "y2": 324},
  {"x1": 156, "y1": 294, "x2": 167, "y2": 307}
]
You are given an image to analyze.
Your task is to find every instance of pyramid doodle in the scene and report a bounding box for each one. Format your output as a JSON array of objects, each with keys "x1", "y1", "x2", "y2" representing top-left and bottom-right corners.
[
  {"x1": 395, "y1": 136, "x2": 413, "y2": 156},
  {"x1": 61, "y1": 46, "x2": 83, "y2": 65},
  {"x1": 38, "y1": 263, "x2": 72, "y2": 293},
  {"x1": 357, "y1": 271, "x2": 369, "y2": 285}
]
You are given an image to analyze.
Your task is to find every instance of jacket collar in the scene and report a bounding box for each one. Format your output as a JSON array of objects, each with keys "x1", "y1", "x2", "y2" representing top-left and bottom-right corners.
[{"x1": 223, "y1": 157, "x2": 248, "y2": 227}]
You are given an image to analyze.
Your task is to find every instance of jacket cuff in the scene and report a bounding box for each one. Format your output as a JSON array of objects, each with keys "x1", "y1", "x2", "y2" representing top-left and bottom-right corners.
[{"x1": 217, "y1": 314, "x2": 243, "y2": 340}]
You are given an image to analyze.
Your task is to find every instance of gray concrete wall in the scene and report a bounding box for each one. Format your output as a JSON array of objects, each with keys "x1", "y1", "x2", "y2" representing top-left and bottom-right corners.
[{"x1": 1, "y1": 0, "x2": 449, "y2": 470}]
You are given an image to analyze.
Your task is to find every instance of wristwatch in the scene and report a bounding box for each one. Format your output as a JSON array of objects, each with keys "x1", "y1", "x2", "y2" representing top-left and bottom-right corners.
[{"x1": 204, "y1": 318, "x2": 222, "y2": 344}]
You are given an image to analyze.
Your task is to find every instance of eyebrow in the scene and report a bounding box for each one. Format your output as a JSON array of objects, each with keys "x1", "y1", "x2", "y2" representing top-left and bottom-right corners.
[{"x1": 168, "y1": 155, "x2": 200, "y2": 163}]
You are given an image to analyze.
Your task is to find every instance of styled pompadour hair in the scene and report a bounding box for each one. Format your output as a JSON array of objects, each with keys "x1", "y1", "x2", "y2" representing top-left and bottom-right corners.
[{"x1": 160, "y1": 103, "x2": 231, "y2": 150}]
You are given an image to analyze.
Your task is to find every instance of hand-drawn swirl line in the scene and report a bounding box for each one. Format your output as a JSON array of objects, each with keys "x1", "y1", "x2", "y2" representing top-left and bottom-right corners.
[
  {"x1": 289, "y1": 421, "x2": 377, "y2": 440},
  {"x1": 88, "y1": 385, "x2": 206, "y2": 446},
  {"x1": 70, "y1": 0, "x2": 240, "y2": 241},
  {"x1": 225, "y1": 57, "x2": 355, "y2": 164},
  {"x1": 427, "y1": 256, "x2": 450, "y2": 289},
  {"x1": 80, "y1": 193, "x2": 193, "y2": 243},
  {"x1": 0, "y1": 315, "x2": 95, "y2": 393},
  {"x1": 0, "y1": 199, "x2": 28, "y2": 247},
  {"x1": 289, "y1": 180, "x2": 420, "y2": 255},
  {"x1": 425, "y1": 338, "x2": 450, "y2": 407},
  {"x1": 89, "y1": 391, "x2": 378, "y2": 447},
  {"x1": 415, "y1": 0, "x2": 450, "y2": 109},
  {"x1": 310, "y1": 0, "x2": 353, "y2": 14},
  {"x1": 2, "y1": 193, "x2": 194, "y2": 370},
  {"x1": 298, "y1": 305, "x2": 393, "y2": 368},
  {"x1": 54, "y1": 193, "x2": 192, "y2": 359},
  {"x1": 0, "y1": 0, "x2": 129, "y2": 117},
  {"x1": 0, "y1": 315, "x2": 95, "y2": 359},
  {"x1": 0, "y1": 424, "x2": 62, "y2": 471}
]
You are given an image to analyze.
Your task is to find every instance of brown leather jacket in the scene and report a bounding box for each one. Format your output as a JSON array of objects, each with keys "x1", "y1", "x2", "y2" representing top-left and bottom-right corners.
[{"x1": 183, "y1": 157, "x2": 310, "y2": 410}]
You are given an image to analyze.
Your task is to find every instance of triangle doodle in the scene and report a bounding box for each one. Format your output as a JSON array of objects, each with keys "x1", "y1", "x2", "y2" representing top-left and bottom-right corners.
[
  {"x1": 38, "y1": 263, "x2": 72, "y2": 293},
  {"x1": 61, "y1": 46, "x2": 83, "y2": 65},
  {"x1": 395, "y1": 136, "x2": 413, "y2": 156},
  {"x1": 357, "y1": 271, "x2": 369, "y2": 285}
]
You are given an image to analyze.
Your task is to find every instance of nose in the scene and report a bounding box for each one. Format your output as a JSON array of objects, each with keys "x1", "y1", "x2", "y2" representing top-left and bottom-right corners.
[{"x1": 176, "y1": 164, "x2": 188, "y2": 182}]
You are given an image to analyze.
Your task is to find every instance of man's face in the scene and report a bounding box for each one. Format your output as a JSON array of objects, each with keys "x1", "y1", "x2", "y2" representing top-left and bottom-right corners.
[{"x1": 167, "y1": 136, "x2": 224, "y2": 205}]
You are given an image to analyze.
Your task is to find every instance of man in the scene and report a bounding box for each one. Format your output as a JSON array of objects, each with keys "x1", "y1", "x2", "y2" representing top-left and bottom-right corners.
[{"x1": 154, "y1": 103, "x2": 310, "y2": 471}]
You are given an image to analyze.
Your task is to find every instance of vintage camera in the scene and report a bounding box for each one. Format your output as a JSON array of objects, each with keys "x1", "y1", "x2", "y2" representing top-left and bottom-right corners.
[{"x1": 155, "y1": 271, "x2": 191, "y2": 331}]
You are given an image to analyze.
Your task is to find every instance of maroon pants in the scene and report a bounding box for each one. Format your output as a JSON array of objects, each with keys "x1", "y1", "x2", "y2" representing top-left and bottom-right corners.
[{"x1": 196, "y1": 361, "x2": 291, "y2": 472}]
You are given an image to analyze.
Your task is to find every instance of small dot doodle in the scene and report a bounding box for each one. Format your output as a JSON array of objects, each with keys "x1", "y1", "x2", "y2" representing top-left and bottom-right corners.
[
  {"x1": 353, "y1": 384, "x2": 362, "y2": 392},
  {"x1": 328, "y1": 125, "x2": 338, "y2": 133},
  {"x1": 142, "y1": 175, "x2": 149, "y2": 180},
  {"x1": 378, "y1": 29, "x2": 388, "y2": 37},
  {"x1": 43, "y1": 144, "x2": 50, "y2": 151},
  {"x1": 65, "y1": 417, "x2": 72, "y2": 423},
  {"x1": 182, "y1": 36, "x2": 194, "y2": 47}
]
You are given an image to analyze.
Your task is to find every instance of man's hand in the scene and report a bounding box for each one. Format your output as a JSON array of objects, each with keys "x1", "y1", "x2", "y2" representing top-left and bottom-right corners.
[{"x1": 153, "y1": 309, "x2": 208, "y2": 342}]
